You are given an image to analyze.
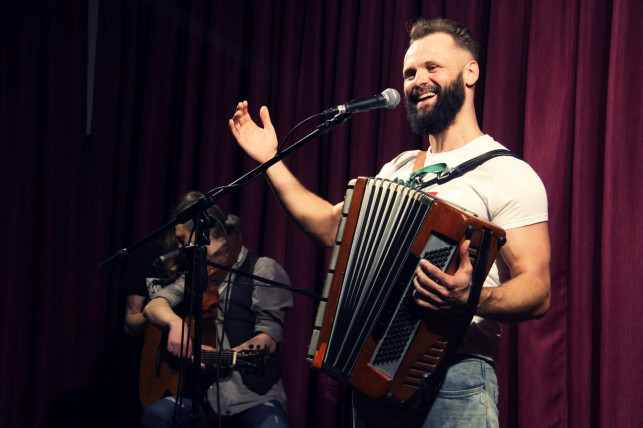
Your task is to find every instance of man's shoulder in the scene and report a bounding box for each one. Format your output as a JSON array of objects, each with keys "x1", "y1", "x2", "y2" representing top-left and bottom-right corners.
[
  {"x1": 388, "y1": 148, "x2": 423, "y2": 164},
  {"x1": 378, "y1": 149, "x2": 422, "y2": 178},
  {"x1": 460, "y1": 135, "x2": 532, "y2": 170}
]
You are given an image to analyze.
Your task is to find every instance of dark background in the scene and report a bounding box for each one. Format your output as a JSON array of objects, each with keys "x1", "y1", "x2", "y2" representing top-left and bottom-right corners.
[{"x1": 2, "y1": 0, "x2": 642, "y2": 427}]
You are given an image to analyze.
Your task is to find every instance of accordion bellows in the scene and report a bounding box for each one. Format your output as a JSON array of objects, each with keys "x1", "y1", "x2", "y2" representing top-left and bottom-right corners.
[{"x1": 307, "y1": 177, "x2": 506, "y2": 407}]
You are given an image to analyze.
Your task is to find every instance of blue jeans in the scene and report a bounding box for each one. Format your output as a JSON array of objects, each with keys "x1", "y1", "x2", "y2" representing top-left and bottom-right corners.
[
  {"x1": 353, "y1": 356, "x2": 499, "y2": 428},
  {"x1": 140, "y1": 397, "x2": 289, "y2": 428}
]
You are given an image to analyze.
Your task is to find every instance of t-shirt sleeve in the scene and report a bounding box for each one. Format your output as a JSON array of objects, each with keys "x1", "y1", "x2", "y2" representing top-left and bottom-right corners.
[
  {"x1": 488, "y1": 158, "x2": 549, "y2": 230},
  {"x1": 250, "y1": 257, "x2": 293, "y2": 344}
]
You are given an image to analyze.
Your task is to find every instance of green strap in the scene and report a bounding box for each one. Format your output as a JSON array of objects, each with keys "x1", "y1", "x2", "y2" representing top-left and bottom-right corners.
[{"x1": 406, "y1": 163, "x2": 447, "y2": 186}]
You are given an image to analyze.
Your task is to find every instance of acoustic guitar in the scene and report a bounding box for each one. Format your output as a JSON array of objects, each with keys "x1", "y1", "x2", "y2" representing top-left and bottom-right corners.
[{"x1": 139, "y1": 320, "x2": 268, "y2": 408}]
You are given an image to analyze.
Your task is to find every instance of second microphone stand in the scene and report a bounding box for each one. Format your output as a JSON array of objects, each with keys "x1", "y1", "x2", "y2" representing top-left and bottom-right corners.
[{"x1": 180, "y1": 210, "x2": 212, "y2": 426}]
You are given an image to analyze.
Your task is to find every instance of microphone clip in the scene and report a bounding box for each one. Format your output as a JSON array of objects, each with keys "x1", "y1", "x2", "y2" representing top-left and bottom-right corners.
[{"x1": 317, "y1": 111, "x2": 353, "y2": 134}]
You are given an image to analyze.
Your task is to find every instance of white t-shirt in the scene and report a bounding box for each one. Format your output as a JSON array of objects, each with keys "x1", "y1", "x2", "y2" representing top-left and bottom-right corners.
[{"x1": 376, "y1": 134, "x2": 548, "y2": 361}]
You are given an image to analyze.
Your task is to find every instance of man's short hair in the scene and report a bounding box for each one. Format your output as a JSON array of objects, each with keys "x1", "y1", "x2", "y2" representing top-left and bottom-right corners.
[{"x1": 409, "y1": 18, "x2": 480, "y2": 61}]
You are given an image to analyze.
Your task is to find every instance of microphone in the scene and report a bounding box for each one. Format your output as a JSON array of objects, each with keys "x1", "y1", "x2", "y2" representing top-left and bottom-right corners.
[
  {"x1": 322, "y1": 88, "x2": 401, "y2": 115},
  {"x1": 153, "y1": 245, "x2": 192, "y2": 266}
]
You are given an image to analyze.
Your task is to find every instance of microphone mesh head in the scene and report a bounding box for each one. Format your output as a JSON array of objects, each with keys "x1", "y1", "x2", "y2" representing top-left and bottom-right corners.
[{"x1": 382, "y1": 88, "x2": 401, "y2": 109}]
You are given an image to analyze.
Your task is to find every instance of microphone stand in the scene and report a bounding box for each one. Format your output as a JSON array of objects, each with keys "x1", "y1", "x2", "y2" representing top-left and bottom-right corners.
[
  {"x1": 98, "y1": 111, "x2": 352, "y2": 272},
  {"x1": 97, "y1": 111, "x2": 352, "y2": 425},
  {"x1": 182, "y1": 212, "x2": 210, "y2": 426}
]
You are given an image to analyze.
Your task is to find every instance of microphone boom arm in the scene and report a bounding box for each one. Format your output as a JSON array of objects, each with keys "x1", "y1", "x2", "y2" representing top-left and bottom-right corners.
[{"x1": 97, "y1": 111, "x2": 353, "y2": 272}]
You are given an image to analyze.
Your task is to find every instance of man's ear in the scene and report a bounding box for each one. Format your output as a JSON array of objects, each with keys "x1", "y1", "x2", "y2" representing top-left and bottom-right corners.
[{"x1": 464, "y1": 60, "x2": 479, "y2": 87}]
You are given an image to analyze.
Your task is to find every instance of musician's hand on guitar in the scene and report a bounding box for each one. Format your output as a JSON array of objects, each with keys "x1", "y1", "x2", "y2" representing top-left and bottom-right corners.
[
  {"x1": 166, "y1": 321, "x2": 193, "y2": 359},
  {"x1": 199, "y1": 344, "x2": 218, "y2": 370},
  {"x1": 229, "y1": 101, "x2": 279, "y2": 164},
  {"x1": 413, "y1": 240, "x2": 474, "y2": 312},
  {"x1": 232, "y1": 332, "x2": 277, "y2": 355}
]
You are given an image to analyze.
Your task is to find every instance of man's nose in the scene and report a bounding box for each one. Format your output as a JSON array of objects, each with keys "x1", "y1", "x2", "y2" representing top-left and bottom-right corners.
[{"x1": 413, "y1": 68, "x2": 430, "y2": 85}]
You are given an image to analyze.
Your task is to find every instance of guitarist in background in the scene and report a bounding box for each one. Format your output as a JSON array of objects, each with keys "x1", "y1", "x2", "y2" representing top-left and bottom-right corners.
[
  {"x1": 120, "y1": 229, "x2": 181, "y2": 336},
  {"x1": 140, "y1": 190, "x2": 293, "y2": 428}
]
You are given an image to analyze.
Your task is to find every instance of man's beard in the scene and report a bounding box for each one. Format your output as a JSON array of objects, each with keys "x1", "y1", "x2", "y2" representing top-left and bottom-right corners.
[{"x1": 405, "y1": 72, "x2": 466, "y2": 136}]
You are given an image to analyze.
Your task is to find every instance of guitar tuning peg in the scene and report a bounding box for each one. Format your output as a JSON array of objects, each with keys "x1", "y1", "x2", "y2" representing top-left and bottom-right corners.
[{"x1": 249, "y1": 344, "x2": 254, "y2": 349}]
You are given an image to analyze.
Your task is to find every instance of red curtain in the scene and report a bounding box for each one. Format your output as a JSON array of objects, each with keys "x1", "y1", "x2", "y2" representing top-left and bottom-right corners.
[{"x1": 2, "y1": 0, "x2": 642, "y2": 427}]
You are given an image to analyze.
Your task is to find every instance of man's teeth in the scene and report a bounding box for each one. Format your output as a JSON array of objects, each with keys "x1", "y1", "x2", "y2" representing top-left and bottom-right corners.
[{"x1": 418, "y1": 92, "x2": 436, "y2": 101}]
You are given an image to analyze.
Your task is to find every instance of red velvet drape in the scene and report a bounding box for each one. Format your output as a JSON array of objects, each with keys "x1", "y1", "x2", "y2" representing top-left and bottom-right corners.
[{"x1": 2, "y1": 1, "x2": 642, "y2": 427}]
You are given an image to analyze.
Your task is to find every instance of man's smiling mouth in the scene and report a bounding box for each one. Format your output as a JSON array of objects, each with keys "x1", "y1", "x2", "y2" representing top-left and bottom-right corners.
[
  {"x1": 418, "y1": 91, "x2": 436, "y2": 101},
  {"x1": 414, "y1": 90, "x2": 437, "y2": 106}
]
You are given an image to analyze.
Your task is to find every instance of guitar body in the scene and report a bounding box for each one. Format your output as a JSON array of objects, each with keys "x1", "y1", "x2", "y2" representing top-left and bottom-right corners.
[
  {"x1": 139, "y1": 323, "x2": 181, "y2": 408},
  {"x1": 139, "y1": 319, "x2": 268, "y2": 408}
]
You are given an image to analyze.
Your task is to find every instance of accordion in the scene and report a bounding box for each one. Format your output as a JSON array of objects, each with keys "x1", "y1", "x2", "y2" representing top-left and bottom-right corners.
[{"x1": 307, "y1": 177, "x2": 506, "y2": 407}]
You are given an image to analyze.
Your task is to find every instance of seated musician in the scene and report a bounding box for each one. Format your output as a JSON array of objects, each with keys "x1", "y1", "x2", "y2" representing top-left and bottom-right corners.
[
  {"x1": 120, "y1": 230, "x2": 180, "y2": 337},
  {"x1": 140, "y1": 191, "x2": 293, "y2": 428},
  {"x1": 229, "y1": 17, "x2": 550, "y2": 428}
]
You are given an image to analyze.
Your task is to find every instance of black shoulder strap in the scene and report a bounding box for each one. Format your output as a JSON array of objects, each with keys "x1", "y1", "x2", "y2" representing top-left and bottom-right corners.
[{"x1": 416, "y1": 149, "x2": 519, "y2": 189}]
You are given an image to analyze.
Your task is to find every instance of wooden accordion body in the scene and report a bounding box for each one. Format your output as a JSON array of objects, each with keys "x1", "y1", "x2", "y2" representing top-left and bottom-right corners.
[{"x1": 307, "y1": 177, "x2": 506, "y2": 407}]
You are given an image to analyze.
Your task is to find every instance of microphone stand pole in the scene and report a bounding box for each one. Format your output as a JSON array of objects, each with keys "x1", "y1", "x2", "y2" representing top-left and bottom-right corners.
[{"x1": 183, "y1": 211, "x2": 210, "y2": 427}]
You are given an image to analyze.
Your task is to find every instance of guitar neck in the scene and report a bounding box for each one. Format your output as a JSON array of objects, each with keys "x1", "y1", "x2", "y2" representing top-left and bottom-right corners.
[{"x1": 200, "y1": 350, "x2": 236, "y2": 366}]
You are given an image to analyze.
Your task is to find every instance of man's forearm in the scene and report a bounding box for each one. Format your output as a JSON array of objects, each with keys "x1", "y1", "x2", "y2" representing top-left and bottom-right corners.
[
  {"x1": 265, "y1": 161, "x2": 341, "y2": 247},
  {"x1": 476, "y1": 272, "x2": 550, "y2": 322}
]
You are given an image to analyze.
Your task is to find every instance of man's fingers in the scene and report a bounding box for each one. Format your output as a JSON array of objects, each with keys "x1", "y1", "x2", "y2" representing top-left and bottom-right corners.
[{"x1": 259, "y1": 105, "x2": 272, "y2": 130}]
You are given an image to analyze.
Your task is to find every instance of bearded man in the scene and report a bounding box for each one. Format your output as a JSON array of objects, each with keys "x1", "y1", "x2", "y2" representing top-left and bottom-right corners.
[{"x1": 229, "y1": 17, "x2": 550, "y2": 428}]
